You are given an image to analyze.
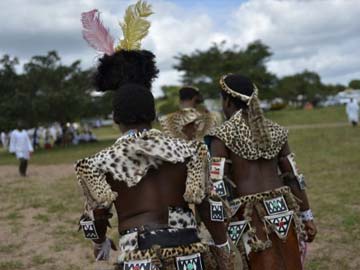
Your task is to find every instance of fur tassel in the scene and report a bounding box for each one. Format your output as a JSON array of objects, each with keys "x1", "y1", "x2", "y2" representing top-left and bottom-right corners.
[
  {"x1": 248, "y1": 96, "x2": 272, "y2": 150},
  {"x1": 81, "y1": 9, "x2": 115, "y2": 55}
]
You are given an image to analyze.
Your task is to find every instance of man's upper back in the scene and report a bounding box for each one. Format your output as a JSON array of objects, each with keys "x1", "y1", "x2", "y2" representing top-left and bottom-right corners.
[
  {"x1": 208, "y1": 110, "x2": 288, "y2": 194},
  {"x1": 75, "y1": 129, "x2": 209, "y2": 215},
  {"x1": 208, "y1": 110, "x2": 288, "y2": 160},
  {"x1": 106, "y1": 161, "x2": 189, "y2": 228}
]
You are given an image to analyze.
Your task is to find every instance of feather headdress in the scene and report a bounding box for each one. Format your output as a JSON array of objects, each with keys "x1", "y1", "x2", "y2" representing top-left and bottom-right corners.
[
  {"x1": 81, "y1": 0, "x2": 153, "y2": 55},
  {"x1": 116, "y1": 1, "x2": 153, "y2": 51},
  {"x1": 81, "y1": 9, "x2": 115, "y2": 55}
]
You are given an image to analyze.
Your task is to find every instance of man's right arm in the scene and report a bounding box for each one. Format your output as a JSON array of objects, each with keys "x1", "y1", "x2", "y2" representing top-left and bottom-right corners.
[
  {"x1": 75, "y1": 154, "x2": 118, "y2": 260},
  {"x1": 194, "y1": 137, "x2": 234, "y2": 270},
  {"x1": 196, "y1": 199, "x2": 228, "y2": 245},
  {"x1": 197, "y1": 137, "x2": 231, "y2": 245}
]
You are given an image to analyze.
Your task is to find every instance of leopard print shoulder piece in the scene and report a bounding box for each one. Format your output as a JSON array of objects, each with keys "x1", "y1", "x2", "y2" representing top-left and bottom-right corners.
[
  {"x1": 208, "y1": 110, "x2": 288, "y2": 160},
  {"x1": 196, "y1": 111, "x2": 220, "y2": 140},
  {"x1": 159, "y1": 108, "x2": 201, "y2": 140},
  {"x1": 74, "y1": 129, "x2": 209, "y2": 209},
  {"x1": 159, "y1": 108, "x2": 218, "y2": 141}
]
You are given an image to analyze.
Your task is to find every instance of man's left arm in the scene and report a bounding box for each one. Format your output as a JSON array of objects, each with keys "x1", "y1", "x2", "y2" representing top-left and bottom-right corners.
[{"x1": 278, "y1": 141, "x2": 317, "y2": 242}]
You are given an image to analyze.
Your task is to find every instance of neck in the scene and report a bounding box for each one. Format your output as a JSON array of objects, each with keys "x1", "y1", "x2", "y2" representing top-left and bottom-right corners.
[
  {"x1": 120, "y1": 123, "x2": 152, "y2": 134},
  {"x1": 227, "y1": 107, "x2": 240, "y2": 119},
  {"x1": 180, "y1": 100, "x2": 195, "y2": 109}
]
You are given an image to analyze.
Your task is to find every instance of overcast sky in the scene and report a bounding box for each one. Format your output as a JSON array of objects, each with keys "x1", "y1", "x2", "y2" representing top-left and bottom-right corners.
[{"x1": 1, "y1": 0, "x2": 359, "y2": 96}]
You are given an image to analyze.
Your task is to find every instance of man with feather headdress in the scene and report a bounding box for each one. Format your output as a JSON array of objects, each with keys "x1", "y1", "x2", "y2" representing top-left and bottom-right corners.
[
  {"x1": 206, "y1": 74, "x2": 317, "y2": 270},
  {"x1": 75, "y1": 2, "x2": 234, "y2": 269}
]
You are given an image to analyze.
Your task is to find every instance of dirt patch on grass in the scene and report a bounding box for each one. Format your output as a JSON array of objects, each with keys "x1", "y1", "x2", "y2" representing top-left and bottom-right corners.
[
  {"x1": 0, "y1": 164, "x2": 119, "y2": 270},
  {"x1": 0, "y1": 164, "x2": 74, "y2": 183}
]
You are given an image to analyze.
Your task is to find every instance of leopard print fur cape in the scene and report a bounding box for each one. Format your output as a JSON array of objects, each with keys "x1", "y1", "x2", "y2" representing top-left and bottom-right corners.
[
  {"x1": 159, "y1": 108, "x2": 218, "y2": 141},
  {"x1": 74, "y1": 129, "x2": 209, "y2": 210},
  {"x1": 208, "y1": 110, "x2": 288, "y2": 160}
]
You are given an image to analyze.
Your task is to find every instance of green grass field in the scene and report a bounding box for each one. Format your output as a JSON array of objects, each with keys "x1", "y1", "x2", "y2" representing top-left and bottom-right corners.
[
  {"x1": 0, "y1": 105, "x2": 359, "y2": 269},
  {"x1": 265, "y1": 105, "x2": 347, "y2": 126}
]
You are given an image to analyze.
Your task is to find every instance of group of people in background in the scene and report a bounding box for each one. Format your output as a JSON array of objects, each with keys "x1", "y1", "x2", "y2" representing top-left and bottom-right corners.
[{"x1": 0, "y1": 123, "x2": 98, "y2": 177}]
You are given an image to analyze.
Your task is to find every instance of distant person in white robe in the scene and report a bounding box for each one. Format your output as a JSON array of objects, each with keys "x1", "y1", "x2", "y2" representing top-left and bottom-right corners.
[
  {"x1": 9, "y1": 129, "x2": 34, "y2": 176},
  {"x1": 346, "y1": 98, "x2": 359, "y2": 127},
  {"x1": 1, "y1": 131, "x2": 9, "y2": 150}
]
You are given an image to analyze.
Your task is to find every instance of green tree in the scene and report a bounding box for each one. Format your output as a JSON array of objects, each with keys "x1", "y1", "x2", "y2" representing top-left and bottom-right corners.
[
  {"x1": 0, "y1": 55, "x2": 22, "y2": 130},
  {"x1": 156, "y1": 85, "x2": 179, "y2": 116},
  {"x1": 0, "y1": 51, "x2": 112, "y2": 130},
  {"x1": 276, "y1": 70, "x2": 337, "y2": 105},
  {"x1": 174, "y1": 40, "x2": 277, "y2": 99},
  {"x1": 349, "y1": 79, "x2": 360, "y2": 89},
  {"x1": 22, "y1": 51, "x2": 95, "y2": 125}
]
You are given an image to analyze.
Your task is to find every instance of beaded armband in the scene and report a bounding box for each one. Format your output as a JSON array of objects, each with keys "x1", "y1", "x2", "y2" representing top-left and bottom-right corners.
[{"x1": 300, "y1": 209, "x2": 314, "y2": 221}]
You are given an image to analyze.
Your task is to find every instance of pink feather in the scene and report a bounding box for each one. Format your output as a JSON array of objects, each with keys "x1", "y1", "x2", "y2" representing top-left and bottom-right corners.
[{"x1": 81, "y1": 9, "x2": 115, "y2": 55}]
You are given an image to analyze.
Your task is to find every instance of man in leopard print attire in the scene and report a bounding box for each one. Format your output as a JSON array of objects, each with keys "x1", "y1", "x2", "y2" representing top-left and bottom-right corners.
[
  {"x1": 159, "y1": 86, "x2": 219, "y2": 141},
  {"x1": 75, "y1": 4, "x2": 233, "y2": 269},
  {"x1": 206, "y1": 74, "x2": 317, "y2": 270}
]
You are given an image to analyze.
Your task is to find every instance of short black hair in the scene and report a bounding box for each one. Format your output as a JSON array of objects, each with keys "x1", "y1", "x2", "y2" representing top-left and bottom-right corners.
[
  {"x1": 179, "y1": 86, "x2": 202, "y2": 102},
  {"x1": 221, "y1": 74, "x2": 254, "y2": 109},
  {"x1": 112, "y1": 83, "x2": 156, "y2": 125}
]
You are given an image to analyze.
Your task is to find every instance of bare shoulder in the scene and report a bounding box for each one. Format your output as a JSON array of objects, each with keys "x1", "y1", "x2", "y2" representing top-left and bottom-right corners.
[{"x1": 278, "y1": 140, "x2": 291, "y2": 157}]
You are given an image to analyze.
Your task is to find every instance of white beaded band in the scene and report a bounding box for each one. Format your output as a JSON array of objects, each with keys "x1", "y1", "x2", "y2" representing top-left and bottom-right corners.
[
  {"x1": 216, "y1": 240, "x2": 229, "y2": 248},
  {"x1": 300, "y1": 209, "x2": 314, "y2": 221},
  {"x1": 219, "y1": 74, "x2": 259, "y2": 105},
  {"x1": 216, "y1": 240, "x2": 231, "y2": 253}
]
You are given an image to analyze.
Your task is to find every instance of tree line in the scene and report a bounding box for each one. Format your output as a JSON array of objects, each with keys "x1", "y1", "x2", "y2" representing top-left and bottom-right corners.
[
  {"x1": 1, "y1": 41, "x2": 358, "y2": 130},
  {"x1": 159, "y1": 40, "x2": 352, "y2": 114},
  {"x1": 0, "y1": 51, "x2": 111, "y2": 130}
]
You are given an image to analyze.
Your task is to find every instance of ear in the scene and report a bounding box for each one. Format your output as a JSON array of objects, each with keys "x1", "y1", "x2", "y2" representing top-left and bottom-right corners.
[
  {"x1": 223, "y1": 95, "x2": 231, "y2": 108},
  {"x1": 191, "y1": 95, "x2": 198, "y2": 104}
]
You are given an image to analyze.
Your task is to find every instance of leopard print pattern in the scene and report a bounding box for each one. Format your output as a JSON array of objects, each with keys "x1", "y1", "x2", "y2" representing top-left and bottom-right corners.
[
  {"x1": 208, "y1": 110, "x2": 288, "y2": 160},
  {"x1": 123, "y1": 242, "x2": 208, "y2": 261},
  {"x1": 116, "y1": 243, "x2": 213, "y2": 270},
  {"x1": 118, "y1": 231, "x2": 139, "y2": 261},
  {"x1": 168, "y1": 207, "x2": 197, "y2": 229},
  {"x1": 184, "y1": 142, "x2": 210, "y2": 204},
  {"x1": 159, "y1": 108, "x2": 218, "y2": 141},
  {"x1": 159, "y1": 108, "x2": 201, "y2": 140},
  {"x1": 239, "y1": 186, "x2": 291, "y2": 204},
  {"x1": 74, "y1": 129, "x2": 210, "y2": 210},
  {"x1": 196, "y1": 111, "x2": 220, "y2": 140}
]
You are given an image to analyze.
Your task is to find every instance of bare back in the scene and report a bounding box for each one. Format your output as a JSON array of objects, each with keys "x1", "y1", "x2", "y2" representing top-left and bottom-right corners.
[
  {"x1": 229, "y1": 151, "x2": 284, "y2": 195},
  {"x1": 211, "y1": 137, "x2": 284, "y2": 195},
  {"x1": 106, "y1": 161, "x2": 189, "y2": 233}
]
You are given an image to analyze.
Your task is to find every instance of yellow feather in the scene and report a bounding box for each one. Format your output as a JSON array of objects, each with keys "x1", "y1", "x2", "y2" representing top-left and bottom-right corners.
[{"x1": 115, "y1": 0, "x2": 153, "y2": 51}]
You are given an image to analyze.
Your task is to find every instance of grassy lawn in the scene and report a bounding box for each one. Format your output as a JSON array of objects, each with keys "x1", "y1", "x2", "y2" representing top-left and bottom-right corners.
[
  {"x1": 290, "y1": 127, "x2": 360, "y2": 269},
  {"x1": 0, "y1": 139, "x2": 116, "y2": 165},
  {"x1": 265, "y1": 105, "x2": 347, "y2": 126},
  {"x1": 0, "y1": 106, "x2": 359, "y2": 269},
  {"x1": 92, "y1": 125, "x2": 120, "y2": 139}
]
